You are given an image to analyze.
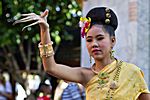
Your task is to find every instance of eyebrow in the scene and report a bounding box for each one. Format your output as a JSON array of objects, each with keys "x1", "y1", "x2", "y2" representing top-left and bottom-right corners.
[{"x1": 86, "y1": 34, "x2": 104, "y2": 39}]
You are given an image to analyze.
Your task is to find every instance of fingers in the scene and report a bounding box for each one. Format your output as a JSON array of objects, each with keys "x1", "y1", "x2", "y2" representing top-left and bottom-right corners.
[
  {"x1": 13, "y1": 9, "x2": 49, "y2": 31},
  {"x1": 40, "y1": 9, "x2": 49, "y2": 18},
  {"x1": 21, "y1": 13, "x2": 35, "y2": 16},
  {"x1": 13, "y1": 9, "x2": 48, "y2": 25},
  {"x1": 13, "y1": 16, "x2": 33, "y2": 25},
  {"x1": 13, "y1": 15, "x2": 40, "y2": 25},
  {"x1": 22, "y1": 21, "x2": 39, "y2": 31},
  {"x1": 21, "y1": 20, "x2": 49, "y2": 31}
]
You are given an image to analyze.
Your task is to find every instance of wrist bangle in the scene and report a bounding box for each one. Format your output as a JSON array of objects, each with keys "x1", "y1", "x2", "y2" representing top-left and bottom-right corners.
[
  {"x1": 38, "y1": 42, "x2": 54, "y2": 58},
  {"x1": 38, "y1": 41, "x2": 53, "y2": 48}
]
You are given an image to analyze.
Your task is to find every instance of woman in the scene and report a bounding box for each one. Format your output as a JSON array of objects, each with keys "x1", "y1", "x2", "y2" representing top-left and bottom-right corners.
[{"x1": 14, "y1": 7, "x2": 150, "y2": 100}]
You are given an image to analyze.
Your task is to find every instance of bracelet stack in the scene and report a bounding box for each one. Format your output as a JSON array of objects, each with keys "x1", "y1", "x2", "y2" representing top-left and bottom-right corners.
[{"x1": 38, "y1": 41, "x2": 54, "y2": 58}]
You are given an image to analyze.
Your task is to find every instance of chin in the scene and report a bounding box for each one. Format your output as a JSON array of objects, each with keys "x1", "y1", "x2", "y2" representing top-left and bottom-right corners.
[{"x1": 93, "y1": 55, "x2": 104, "y2": 60}]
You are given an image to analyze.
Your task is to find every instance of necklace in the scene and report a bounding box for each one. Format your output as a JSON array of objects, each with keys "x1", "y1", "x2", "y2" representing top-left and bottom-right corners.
[
  {"x1": 91, "y1": 61, "x2": 118, "y2": 75},
  {"x1": 91, "y1": 59, "x2": 123, "y2": 99},
  {"x1": 91, "y1": 64, "x2": 99, "y2": 74},
  {"x1": 106, "y1": 60, "x2": 123, "y2": 100}
]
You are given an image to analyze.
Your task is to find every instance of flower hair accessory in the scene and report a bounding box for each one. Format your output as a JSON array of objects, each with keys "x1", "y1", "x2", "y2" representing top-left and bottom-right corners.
[{"x1": 79, "y1": 17, "x2": 91, "y2": 38}]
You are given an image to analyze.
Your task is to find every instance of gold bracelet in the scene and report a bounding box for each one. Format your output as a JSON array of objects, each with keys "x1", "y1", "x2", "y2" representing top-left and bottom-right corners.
[{"x1": 38, "y1": 42, "x2": 54, "y2": 58}]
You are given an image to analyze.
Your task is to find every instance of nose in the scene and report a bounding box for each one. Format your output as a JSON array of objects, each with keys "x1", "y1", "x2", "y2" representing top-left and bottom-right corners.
[{"x1": 92, "y1": 40, "x2": 98, "y2": 48}]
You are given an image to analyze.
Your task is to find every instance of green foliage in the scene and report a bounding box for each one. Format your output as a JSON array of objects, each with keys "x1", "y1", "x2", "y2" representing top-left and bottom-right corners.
[
  {"x1": 0, "y1": 0, "x2": 81, "y2": 46},
  {"x1": 0, "y1": 0, "x2": 81, "y2": 69},
  {"x1": 0, "y1": 2, "x2": 2, "y2": 15}
]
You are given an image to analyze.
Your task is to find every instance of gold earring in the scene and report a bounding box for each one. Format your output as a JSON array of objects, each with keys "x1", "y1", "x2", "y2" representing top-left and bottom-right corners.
[
  {"x1": 90, "y1": 56, "x2": 92, "y2": 64},
  {"x1": 110, "y1": 50, "x2": 115, "y2": 59}
]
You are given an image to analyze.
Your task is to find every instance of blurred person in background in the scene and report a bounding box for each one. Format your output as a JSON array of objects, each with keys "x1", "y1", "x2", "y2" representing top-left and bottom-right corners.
[
  {"x1": 36, "y1": 83, "x2": 52, "y2": 100},
  {"x1": 54, "y1": 80, "x2": 68, "y2": 100},
  {"x1": 0, "y1": 74, "x2": 13, "y2": 100},
  {"x1": 61, "y1": 82, "x2": 85, "y2": 100}
]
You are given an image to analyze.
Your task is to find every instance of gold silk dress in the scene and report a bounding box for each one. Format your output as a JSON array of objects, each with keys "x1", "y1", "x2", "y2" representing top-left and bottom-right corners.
[{"x1": 85, "y1": 60, "x2": 149, "y2": 100}]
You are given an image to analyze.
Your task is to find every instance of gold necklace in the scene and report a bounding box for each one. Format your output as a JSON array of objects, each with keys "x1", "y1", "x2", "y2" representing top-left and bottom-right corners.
[
  {"x1": 91, "y1": 64, "x2": 99, "y2": 74},
  {"x1": 105, "y1": 60, "x2": 123, "y2": 100},
  {"x1": 91, "y1": 60, "x2": 123, "y2": 99},
  {"x1": 91, "y1": 60, "x2": 118, "y2": 75},
  {"x1": 91, "y1": 63, "x2": 110, "y2": 89}
]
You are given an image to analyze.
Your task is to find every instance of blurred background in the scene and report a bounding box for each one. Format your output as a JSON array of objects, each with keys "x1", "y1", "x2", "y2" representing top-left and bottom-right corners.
[{"x1": 0, "y1": 0, "x2": 149, "y2": 100}]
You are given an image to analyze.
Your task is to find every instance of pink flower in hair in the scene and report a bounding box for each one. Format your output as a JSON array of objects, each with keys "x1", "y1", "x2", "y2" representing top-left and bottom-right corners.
[{"x1": 79, "y1": 17, "x2": 91, "y2": 38}]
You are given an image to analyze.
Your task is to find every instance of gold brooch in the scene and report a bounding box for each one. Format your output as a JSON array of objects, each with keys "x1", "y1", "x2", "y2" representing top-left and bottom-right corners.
[
  {"x1": 97, "y1": 72, "x2": 109, "y2": 89},
  {"x1": 105, "y1": 8, "x2": 110, "y2": 12},
  {"x1": 106, "y1": 13, "x2": 111, "y2": 18},
  {"x1": 105, "y1": 8, "x2": 111, "y2": 24},
  {"x1": 110, "y1": 81, "x2": 118, "y2": 90},
  {"x1": 105, "y1": 19, "x2": 110, "y2": 24}
]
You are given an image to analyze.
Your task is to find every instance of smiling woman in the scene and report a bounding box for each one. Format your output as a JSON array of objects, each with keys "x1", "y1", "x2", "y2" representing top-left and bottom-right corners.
[{"x1": 14, "y1": 6, "x2": 150, "y2": 100}]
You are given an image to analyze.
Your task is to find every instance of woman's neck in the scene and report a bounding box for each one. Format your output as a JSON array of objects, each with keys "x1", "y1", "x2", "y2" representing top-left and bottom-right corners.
[{"x1": 94, "y1": 58, "x2": 115, "y2": 71}]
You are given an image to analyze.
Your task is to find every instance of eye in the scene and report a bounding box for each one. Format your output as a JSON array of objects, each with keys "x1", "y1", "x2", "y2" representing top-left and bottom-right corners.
[
  {"x1": 97, "y1": 37, "x2": 104, "y2": 40},
  {"x1": 86, "y1": 39, "x2": 92, "y2": 42}
]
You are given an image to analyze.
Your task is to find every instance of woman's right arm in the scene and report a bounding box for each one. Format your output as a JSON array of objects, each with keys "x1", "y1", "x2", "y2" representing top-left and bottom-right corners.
[{"x1": 14, "y1": 10, "x2": 87, "y2": 84}]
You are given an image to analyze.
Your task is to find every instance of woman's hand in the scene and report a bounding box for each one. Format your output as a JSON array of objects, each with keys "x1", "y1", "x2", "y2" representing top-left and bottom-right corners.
[{"x1": 13, "y1": 9, "x2": 49, "y2": 31}]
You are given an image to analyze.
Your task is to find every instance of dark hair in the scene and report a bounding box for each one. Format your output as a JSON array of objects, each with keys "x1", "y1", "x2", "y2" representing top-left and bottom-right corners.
[
  {"x1": 86, "y1": 7, "x2": 118, "y2": 37},
  {"x1": 103, "y1": 25, "x2": 115, "y2": 37},
  {"x1": 90, "y1": 22, "x2": 115, "y2": 37}
]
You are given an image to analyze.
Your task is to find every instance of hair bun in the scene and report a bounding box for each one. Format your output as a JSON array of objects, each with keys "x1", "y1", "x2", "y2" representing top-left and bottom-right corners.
[{"x1": 86, "y1": 7, "x2": 118, "y2": 30}]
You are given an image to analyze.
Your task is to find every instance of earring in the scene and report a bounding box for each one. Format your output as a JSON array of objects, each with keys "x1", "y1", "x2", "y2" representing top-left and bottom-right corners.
[
  {"x1": 110, "y1": 50, "x2": 115, "y2": 59},
  {"x1": 90, "y1": 56, "x2": 92, "y2": 64}
]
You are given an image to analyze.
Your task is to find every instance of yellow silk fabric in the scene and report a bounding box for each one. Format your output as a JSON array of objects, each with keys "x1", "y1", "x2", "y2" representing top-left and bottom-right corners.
[{"x1": 85, "y1": 60, "x2": 149, "y2": 100}]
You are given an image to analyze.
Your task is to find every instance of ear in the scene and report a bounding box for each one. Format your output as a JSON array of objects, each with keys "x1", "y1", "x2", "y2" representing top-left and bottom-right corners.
[{"x1": 111, "y1": 37, "x2": 116, "y2": 48}]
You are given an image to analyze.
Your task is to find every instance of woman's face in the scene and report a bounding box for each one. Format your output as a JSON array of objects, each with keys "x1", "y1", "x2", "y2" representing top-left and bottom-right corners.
[{"x1": 86, "y1": 25, "x2": 115, "y2": 61}]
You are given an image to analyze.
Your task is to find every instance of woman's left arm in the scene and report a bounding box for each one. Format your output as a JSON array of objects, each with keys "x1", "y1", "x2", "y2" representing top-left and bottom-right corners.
[{"x1": 139, "y1": 93, "x2": 150, "y2": 100}]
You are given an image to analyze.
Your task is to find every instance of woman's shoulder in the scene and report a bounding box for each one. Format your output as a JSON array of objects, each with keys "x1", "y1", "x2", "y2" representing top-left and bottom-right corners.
[
  {"x1": 119, "y1": 60, "x2": 145, "y2": 78},
  {"x1": 120, "y1": 60, "x2": 141, "y2": 73},
  {"x1": 79, "y1": 66, "x2": 96, "y2": 86}
]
